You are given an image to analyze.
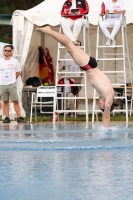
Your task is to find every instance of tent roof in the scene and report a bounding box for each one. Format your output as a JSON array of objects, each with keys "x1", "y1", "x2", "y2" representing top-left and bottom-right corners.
[{"x1": 13, "y1": 0, "x2": 133, "y2": 26}]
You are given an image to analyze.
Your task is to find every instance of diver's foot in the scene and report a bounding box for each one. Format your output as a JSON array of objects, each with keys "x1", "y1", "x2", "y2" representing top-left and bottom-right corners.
[{"x1": 73, "y1": 40, "x2": 81, "y2": 46}]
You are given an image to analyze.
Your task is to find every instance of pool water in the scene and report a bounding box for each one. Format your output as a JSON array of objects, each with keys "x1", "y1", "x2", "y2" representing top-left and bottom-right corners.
[{"x1": 0, "y1": 123, "x2": 133, "y2": 200}]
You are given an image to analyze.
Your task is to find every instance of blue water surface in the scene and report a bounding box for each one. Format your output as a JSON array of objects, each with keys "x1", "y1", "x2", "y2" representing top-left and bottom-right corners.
[{"x1": 0, "y1": 123, "x2": 133, "y2": 200}]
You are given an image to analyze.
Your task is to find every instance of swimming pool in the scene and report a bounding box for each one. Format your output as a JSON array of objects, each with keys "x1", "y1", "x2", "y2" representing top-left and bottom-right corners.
[{"x1": 0, "y1": 123, "x2": 133, "y2": 200}]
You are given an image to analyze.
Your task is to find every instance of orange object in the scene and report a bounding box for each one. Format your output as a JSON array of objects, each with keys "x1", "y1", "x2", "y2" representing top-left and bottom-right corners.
[{"x1": 38, "y1": 46, "x2": 55, "y2": 85}]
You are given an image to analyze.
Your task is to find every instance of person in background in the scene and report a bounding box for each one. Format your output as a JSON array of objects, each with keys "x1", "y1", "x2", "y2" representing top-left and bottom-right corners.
[
  {"x1": 100, "y1": 0, "x2": 126, "y2": 47},
  {"x1": 61, "y1": 0, "x2": 89, "y2": 46},
  {"x1": 0, "y1": 45, "x2": 26, "y2": 123},
  {"x1": 58, "y1": 69, "x2": 78, "y2": 118},
  {"x1": 62, "y1": 53, "x2": 83, "y2": 110}
]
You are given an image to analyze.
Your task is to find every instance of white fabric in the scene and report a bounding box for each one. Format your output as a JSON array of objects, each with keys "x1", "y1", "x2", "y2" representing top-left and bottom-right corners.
[
  {"x1": 100, "y1": 18, "x2": 121, "y2": 40},
  {"x1": 18, "y1": 15, "x2": 24, "y2": 36},
  {"x1": 16, "y1": 75, "x2": 26, "y2": 117},
  {"x1": 64, "y1": 79, "x2": 71, "y2": 93},
  {"x1": 71, "y1": 0, "x2": 76, "y2": 10},
  {"x1": 63, "y1": 54, "x2": 81, "y2": 76},
  {"x1": 61, "y1": 18, "x2": 83, "y2": 41},
  {"x1": 105, "y1": 0, "x2": 126, "y2": 19},
  {"x1": 0, "y1": 57, "x2": 21, "y2": 85},
  {"x1": 11, "y1": 0, "x2": 133, "y2": 26}
]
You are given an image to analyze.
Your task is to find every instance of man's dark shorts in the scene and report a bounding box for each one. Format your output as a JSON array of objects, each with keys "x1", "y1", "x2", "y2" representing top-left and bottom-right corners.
[{"x1": 0, "y1": 83, "x2": 18, "y2": 102}]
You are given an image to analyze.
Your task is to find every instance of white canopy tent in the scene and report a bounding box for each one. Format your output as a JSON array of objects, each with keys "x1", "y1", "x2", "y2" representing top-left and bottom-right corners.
[{"x1": 11, "y1": 0, "x2": 133, "y2": 98}]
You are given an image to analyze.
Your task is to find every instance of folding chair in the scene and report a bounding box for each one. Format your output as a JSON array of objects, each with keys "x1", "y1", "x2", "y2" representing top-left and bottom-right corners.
[{"x1": 30, "y1": 86, "x2": 56, "y2": 123}]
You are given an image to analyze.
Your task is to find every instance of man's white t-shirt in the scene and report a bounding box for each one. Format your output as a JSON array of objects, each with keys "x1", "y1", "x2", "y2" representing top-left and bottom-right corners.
[
  {"x1": 62, "y1": 54, "x2": 81, "y2": 77},
  {"x1": 105, "y1": 0, "x2": 126, "y2": 18},
  {"x1": 0, "y1": 57, "x2": 21, "y2": 85}
]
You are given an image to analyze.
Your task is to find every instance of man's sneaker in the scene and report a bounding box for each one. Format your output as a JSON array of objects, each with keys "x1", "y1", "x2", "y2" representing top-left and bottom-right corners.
[
  {"x1": 106, "y1": 38, "x2": 111, "y2": 46},
  {"x1": 111, "y1": 39, "x2": 116, "y2": 48},
  {"x1": 3, "y1": 117, "x2": 10, "y2": 123},
  {"x1": 17, "y1": 117, "x2": 26, "y2": 123}
]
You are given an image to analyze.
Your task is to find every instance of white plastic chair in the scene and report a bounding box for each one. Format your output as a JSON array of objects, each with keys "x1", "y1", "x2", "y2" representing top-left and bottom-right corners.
[{"x1": 30, "y1": 86, "x2": 56, "y2": 123}]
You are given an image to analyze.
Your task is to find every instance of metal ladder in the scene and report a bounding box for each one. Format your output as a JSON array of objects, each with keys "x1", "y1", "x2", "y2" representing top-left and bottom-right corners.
[
  {"x1": 92, "y1": 15, "x2": 132, "y2": 126},
  {"x1": 55, "y1": 16, "x2": 91, "y2": 122}
]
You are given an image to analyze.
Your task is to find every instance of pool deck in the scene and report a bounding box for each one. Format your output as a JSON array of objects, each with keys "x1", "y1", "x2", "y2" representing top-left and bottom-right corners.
[{"x1": 0, "y1": 120, "x2": 132, "y2": 125}]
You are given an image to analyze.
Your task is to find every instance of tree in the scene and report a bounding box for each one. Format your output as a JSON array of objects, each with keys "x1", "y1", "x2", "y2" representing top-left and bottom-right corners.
[
  {"x1": 0, "y1": 0, "x2": 44, "y2": 43},
  {"x1": 0, "y1": 0, "x2": 44, "y2": 13}
]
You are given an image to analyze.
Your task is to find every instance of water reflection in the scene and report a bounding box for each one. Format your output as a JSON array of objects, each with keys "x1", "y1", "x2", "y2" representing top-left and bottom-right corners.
[
  {"x1": 0, "y1": 124, "x2": 133, "y2": 200},
  {"x1": 0, "y1": 123, "x2": 133, "y2": 144}
]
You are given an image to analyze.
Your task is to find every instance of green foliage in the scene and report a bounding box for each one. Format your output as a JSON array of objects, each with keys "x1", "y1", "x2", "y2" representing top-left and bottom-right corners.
[
  {"x1": 27, "y1": 113, "x2": 133, "y2": 123},
  {"x1": 1, "y1": 113, "x2": 133, "y2": 123},
  {"x1": 0, "y1": 0, "x2": 44, "y2": 13},
  {"x1": 0, "y1": 0, "x2": 44, "y2": 43},
  {"x1": 0, "y1": 25, "x2": 12, "y2": 43}
]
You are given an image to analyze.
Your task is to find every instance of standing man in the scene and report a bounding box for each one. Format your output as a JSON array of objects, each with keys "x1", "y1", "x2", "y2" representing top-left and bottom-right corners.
[
  {"x1": 36, "y1": 26, "x2": 114, "y2": 128},
  {"x1": 0, "y1": 45, "x2": 26, "y2": 123}
]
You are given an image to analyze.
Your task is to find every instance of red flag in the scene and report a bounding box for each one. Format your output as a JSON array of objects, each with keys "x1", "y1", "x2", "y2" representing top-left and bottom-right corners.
[
  {"x1": 43, "y1": 48, "x2": 55, "y2": 84},
  {"x1": 38, "y1": 47, "x2": 49, "y2": 84}
]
